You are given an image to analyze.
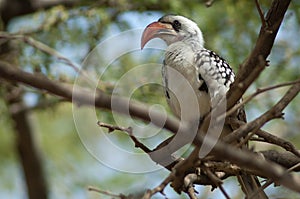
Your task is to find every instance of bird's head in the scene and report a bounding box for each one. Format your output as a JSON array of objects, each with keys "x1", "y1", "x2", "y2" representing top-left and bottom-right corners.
[{"x1": 141, "y1": 15, "x2": 204, "y2": 49}]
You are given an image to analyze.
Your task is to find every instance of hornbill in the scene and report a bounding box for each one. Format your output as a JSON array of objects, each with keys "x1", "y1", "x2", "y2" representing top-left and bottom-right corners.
[{"x1": 141, "y1": 14, "x2": 268, "y2": 198}]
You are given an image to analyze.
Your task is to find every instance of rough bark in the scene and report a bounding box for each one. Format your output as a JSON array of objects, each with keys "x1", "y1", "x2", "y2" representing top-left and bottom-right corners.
[{"x1": 7, "y1": 91, "x2": 48, "y2": 199}]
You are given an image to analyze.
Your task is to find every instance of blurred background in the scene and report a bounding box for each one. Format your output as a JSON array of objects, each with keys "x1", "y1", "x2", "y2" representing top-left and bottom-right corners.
[{"x1": 0, "y1": 0, "x2": 299, "y2": 198}]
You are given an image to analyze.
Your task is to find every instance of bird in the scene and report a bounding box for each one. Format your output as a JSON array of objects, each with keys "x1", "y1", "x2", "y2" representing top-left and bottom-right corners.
[
  {"x1": 141, "y1": 14, "x2": 268, "y2": 198},
  {"x1": 141, "y1": 15, "x2": 235, "y2": 124}
]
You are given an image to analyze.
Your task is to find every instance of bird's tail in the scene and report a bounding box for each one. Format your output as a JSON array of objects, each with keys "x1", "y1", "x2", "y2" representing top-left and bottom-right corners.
[{"x1": 238, "y1": 172, "x2": 268, "y2": 199}]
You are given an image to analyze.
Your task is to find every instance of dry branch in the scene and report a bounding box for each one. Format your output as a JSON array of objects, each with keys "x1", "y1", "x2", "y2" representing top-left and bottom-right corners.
[
  {"x1": 0, "y1": 33, "x2": 95, "y2": 86},
  {"x1": 196, "y1": 133, "x2": 300, "y2": 192},
  {"x1": 261, "y1": 150, "x2": 300, "y2": 170},
  {"x1": 142, "y1": 174, "x2": 173, "y2": 199},
  {"x1": 0, "y1": 60, "x2": 180, "y2": 134},
  {"x1": 97, "y1": 121, "x2": 152, "y2": 153},
  {"x1": 88, "y1": 186, "x2": 131, "y2": 199},
  {"x1": 219, "y1": 79, "x2": 300, "y2": 121},
  {"x1": 224, "y1": 80, "x2": 300, "y2": 145},
  {"x1": 1, "y1": 59, "x2": 300, "y2": 194},
  {"x1": 257, "y1": 129, "x2": 300, "y2": 158},
  {"x1": 227, "y1": 118, "x2": 300, "y2": 158},
  {"x1": 226, "y1": 0, "x2": 292, "y2": 110}
]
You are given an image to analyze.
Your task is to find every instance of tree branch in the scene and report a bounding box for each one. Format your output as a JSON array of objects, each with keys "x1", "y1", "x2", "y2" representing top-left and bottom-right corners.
[
  {"x1": 195, "y1": 132, "x2": 300, "y2": 192},
  {"x1": 4, "y1": 85, "x2": 48, "y2": 199},
  {"x1": 224, "y1": 80, "x2": 300, "y2": 144},
  {"x1": 0, "y1": 60, "x2": 180, "y2": 134},
  {"x1": 97, "y1": 121, "x2": 152, "y2": 153},
  {"x1": 1, "y1": 58, "x2": 300, "y2": 193},
  {"x1": 256, "y1": 129, "x2": 300, "y2": 158},
  {"x1": 261, "y1": 150, "x2": 300, "y2": 170},
  {"x1": 142, "y1": 174, "x2": 173, "y2": 199},
  {"x1": 88, "y1": 186, "x2": 131, "y2": 199},
  {"x1": 203, "y1": 167, "x2": 230, "y2": 199},
  {"x1": 248, "y1": 162, "x2": 300, "y2": 199},
  {"x1": 226, "y1": 0, "x2": 292, "y2": 110},
  {"x1": 255, "y1": 0, "x2": 267, "y2": 28},
  {"x1": 218, "y1": 79, "x2": 300, "y2": 122},
  {"x1": 0, "y1": 33, "x2": 96, "y2": 86}
]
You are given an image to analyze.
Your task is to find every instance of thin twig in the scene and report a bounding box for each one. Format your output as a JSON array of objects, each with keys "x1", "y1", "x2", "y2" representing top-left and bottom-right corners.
[
  {"x1": 142, "y1": 174, "x2": 174, "y2": 199},
  {"x1": 255, "y1": 0, "x2": 267, "y2": 27},
  {"x1": 97, "y1": 121, "x2": 152, "y2": 153},
  {"x1": 187, "y1": 186, "x2": 197, "y2": 199},
  {"x1": 219, "y1": 185, "x2": 231, "y2": 199},
  {"x1": 256, "y1": 129, "x2": 300, "y2": 158},
  {"x1": 287, "y1": 162, "x2": 300, "y2": 172},
  {"x1": 97, "y1": 121, "x2": 132, "y2": 133},
  {"x1": 0, "y1": 32, "x2": 96, "y2": 86},
  {"x1": 128, "y1": 132, "x2": 152, "y2": 153},
  {"x1": 88, "y1": 186, "x2": 130, "y2": 199},
  {"x1": 224, "y1": 80, "x2": 300, "y2": 145},
  {"x1": 184, "y1": 173, "x2": 199, "y2": 199},
  {"x1": 248, "y1": 162, "x2": 300, "y2": 199},
  {"x1": 204, "y1": 161, "x2": 241, "y2": 175},
  {"x1": 235, "y1": 127, "x2": 259, "y2": 148},
  {"x1": 203, "y1": 167, "x2": 230, "y2": 199},
  {"x1": 217, "y1": 79, "x2": 300, "y2": 123},
  {"x1": 227, "y1": 118, "x2": 300, "y2": 158}
]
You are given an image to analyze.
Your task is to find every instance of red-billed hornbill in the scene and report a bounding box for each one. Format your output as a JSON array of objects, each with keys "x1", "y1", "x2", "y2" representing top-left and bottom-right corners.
[{"x1": 141, "y1": 14, "x2": 267, "y2": 198}]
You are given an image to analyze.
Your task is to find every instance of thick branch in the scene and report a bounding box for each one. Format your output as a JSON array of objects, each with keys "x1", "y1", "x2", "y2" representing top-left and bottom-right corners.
[
  {"x1": 224, "y1": 80, "x2": 300, "y2": 144},
  {"x1": 195, "y1": 132, "x2": 300, "y2": 192},
  {"x1": 228, "y1": 119, "x2": 300, "y2": 158},
  {"x1": 261, "y1": 150, "x2": 300, "y2": 171},
  {"x1": 226, "y1": 0, "x2": 292, "y2": 109},
  {"x1": 4, "y1": 85, "x2": 48, "y2": 199},
  {"x1": 12, "y1": 108, "x2": 48, "y2": 199},
  {"x1": 0, "y1": 61, "x2": 180, "y2": 134},
  {"x1": 256, "y1": 129, "x2": 300, "y2": 158}
]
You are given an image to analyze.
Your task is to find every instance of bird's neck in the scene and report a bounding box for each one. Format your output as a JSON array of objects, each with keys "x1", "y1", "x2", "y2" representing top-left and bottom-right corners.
[
  {"x1": 165, "y1": 41, "x2": 195, "y2": 70},
  {"x1": 182, "y1": 36, "x2": 204, "y2": 51}
]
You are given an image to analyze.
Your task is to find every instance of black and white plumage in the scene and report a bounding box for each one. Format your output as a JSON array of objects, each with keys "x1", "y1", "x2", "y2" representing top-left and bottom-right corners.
[
  {"x1": 142, "y1": 15, "x2": 235, "y2": 122},
  {"x1": 141, "y1": 14, "x2": 267, "y2": 198}
]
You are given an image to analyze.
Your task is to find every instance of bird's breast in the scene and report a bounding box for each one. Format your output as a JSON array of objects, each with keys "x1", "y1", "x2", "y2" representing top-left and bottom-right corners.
[{"x1": 162, "y1": 44, "x2": 211, "y2": 121}]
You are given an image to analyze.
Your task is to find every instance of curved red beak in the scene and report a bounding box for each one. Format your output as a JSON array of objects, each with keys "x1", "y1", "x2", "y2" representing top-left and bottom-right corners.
[{"x1": 141, "y1": 21, "x2": 174, "y2": 49}]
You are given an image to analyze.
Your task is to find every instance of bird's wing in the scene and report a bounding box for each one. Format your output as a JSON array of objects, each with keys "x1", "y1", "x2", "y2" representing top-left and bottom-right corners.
[
  {"x1": 194, "y1": 49, "x2": 235, "y2": 106},
  {"x1": 195, "y1": 49, "x2": 267, "y2": 198}
]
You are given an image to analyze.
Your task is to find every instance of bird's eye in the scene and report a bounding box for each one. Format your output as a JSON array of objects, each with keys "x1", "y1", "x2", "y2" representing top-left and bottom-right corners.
[{"x1": 172, "y1": 20, "x2": 181, "y2": 31}]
